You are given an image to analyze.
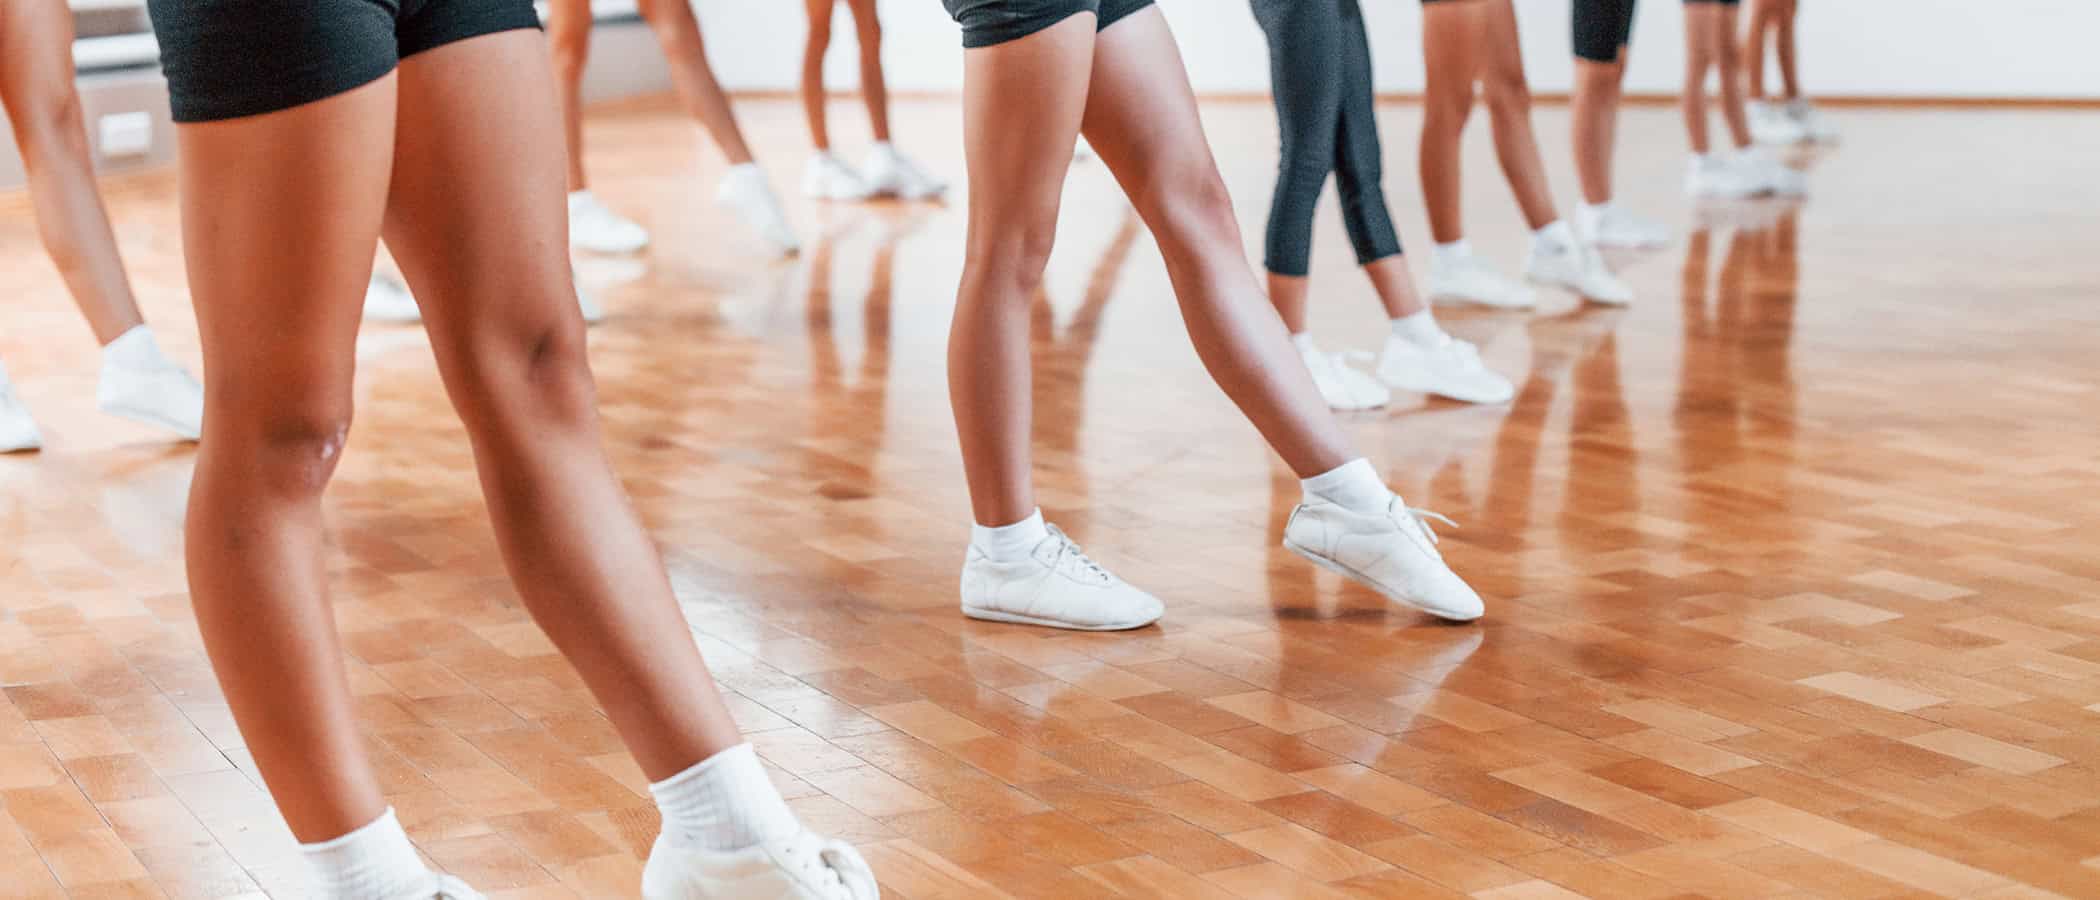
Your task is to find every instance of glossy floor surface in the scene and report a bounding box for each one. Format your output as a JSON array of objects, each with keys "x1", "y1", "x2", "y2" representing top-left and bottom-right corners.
[{"x1": 4, "y1": 96, "x2": 2100, "y2": 899}]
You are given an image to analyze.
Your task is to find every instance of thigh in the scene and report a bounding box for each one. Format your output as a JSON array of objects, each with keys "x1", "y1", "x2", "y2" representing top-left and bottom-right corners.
[
  {"x1": 958, "y1": 13, "x2": 1095, "y2": 237},
  {"x1": 1479, "y1": 0, "x2": 1529, "y2": 84},
  {"x1": 1420, "y1": 0, "x2": 1487, "y2": 92},
  {"x1": 1255, "y1": 0, "x2": 1343, "y2": 153},
  {"x1": 148, "y1": 0, "x2": 399, "y2": 123},
  {"x1": 1079, "y1": 6, "x2": 1218, "y2": 201},
  {"x1": 0, "y1": 0, "x2": 75, "y2": 120},
  {"x1": 380, "y1": 29, "x2": 581, "y2": 389},
  {"x1": 171, "y1": 76, "x2": 397, "y2": 424}
]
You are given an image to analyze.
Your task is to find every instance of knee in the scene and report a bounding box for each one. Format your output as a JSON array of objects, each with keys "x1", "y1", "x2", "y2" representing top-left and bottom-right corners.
[
  {"x1": 10, "y1": 87, "x2": 88, "y2": 158},
  {"x1": 638, "y1": 0, "x2": 701, "y2": 52},
  {"x1": 1141, "y1": 168, "x2": 1238, "y2": 245},
  {"x1": 855, "y1": 18, "x2": 882, "y2": 52},
  {"x1": 461, "y1": 318, "x2": 599, "y2": 428},
  {"x1": 963, "y1": 225, "x2": 1059, "y2": 298},
  {"x1": 1422, "y1": 85, "x2": 1474, "y2": 131},
  {"x1": 548, "y1": 23, "x2": 590, "y2": 77},
  {"x1": 217, "y1": 404, "x2": 355, "y2": 498},
  {"x1": 1484, "y1": 75, "x2": 1533, "y2": 115},
  {"x1": 805, "y1": 18, "x2": 833, "y2": 55}
]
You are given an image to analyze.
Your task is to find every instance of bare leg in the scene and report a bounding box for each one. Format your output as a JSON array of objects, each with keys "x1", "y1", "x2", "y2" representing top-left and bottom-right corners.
[
  {"x1": 844, "y1": 0, "x2": 892, "y2": 143},
  {"x1": 1083, "y1": 9, "x2": 1353, "y2": 476},
  {"x1": 384, "y1": 32, "x2": 741, "y2": 780},
  {"x1": 1478, "y1": 0, "x2": 1558, "y2": 230},
  {"x1": 1742, "y1": 0, "x2": 1775, "y2": 100},
  {"x1": 1572, "y1": 55, "x2": 1627, "y2": 205},
  {"x1": 949, "y1": 15, "x2": 1096, "y2": 527},
  {"x1": 801, "y1": 0, "x2": 834, "y2": 150},
  {"x1": 637, "y1": 0, "x2": 757, "y2": 165},
  {"x1": 1774, "y1": 0, "x2": 1801, "y2": 100},
  {"x1": 1268, "y1": 274, "x2": 1311, "y2": 334},
  {"x1": 1418, "y1": 0, "x2": 1486, "y2": 244},
  {"x1": 175, "y1": 74, "x2": 397, "y2": 842},
  {"x1": 1710, "y1": 3, "x2": 1754, "y2": 148},
  {"x1": 1363, "y1": 257, "x2": 1428, "y2": 321},
  {"x1": 1681, "y1": 4, "x2": 1718, "y2": 154},
  {"x1": 545, "y1": 0, "x2": 593, "y2": 191},
  {"x1": 0, "y1": 0, "x2": 146, "y2": 344}
]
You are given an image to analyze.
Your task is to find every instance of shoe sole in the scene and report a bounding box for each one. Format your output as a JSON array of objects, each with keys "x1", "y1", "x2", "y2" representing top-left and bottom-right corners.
[
  {"x1": 962, "y1": 604, "x2": 1159, "y2": 631},
  {"x1": 1429, "y1": 292, "x2": 1536, "y2": 311},
  {"x1": 1377, "y1": 376, "x2": 1511, "y2": 406},
  {"x1": 573, "y1": 239, "x2": 649, "y2": 255},
  {"x1": 1282, "y1": 537, "x2": 1481, "y2": 622},
  {"x1": 1525, "y1": 274, "x2": 1632, "y2": 307},
  {"x1": 102, "y1": 403, "x2": 199, "y2": 442}
]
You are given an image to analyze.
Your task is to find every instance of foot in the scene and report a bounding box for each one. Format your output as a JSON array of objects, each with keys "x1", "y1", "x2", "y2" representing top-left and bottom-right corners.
[
  {"x1": 568, "y1": 191, "x2": 651, "y2": 254},
  {"x1": 1427, "y1": 254, "x2": 1537, "y2": 309},
  {"x1": 802, "y1": 152, "x2": 875, "y2": 201},
  {"x1": 98, "y1": 349, "x2": 204, "y2": 441},
  {"x1": 574, "y1": 278, "x2": 607, "y2": 325},
  {"x1": 1283, "y1": 497, "x2": 1484, "y2": 622},
  {"x1": 0, "y1": 382, "x2": 42, "y2": 453},
  {"x1": 961, "y1": 524, "x2": 1164, "y2": 630},
  {"x1": 1376, "y1": 333, "x2": 1514, "y2": 405},
  {"x1": 1684, "y1": 152, "x2": 1772, "y2": 199},
  {"x1": 861, "y1": 144, "x2": 946, "y2": 201},
  {"x1": 718, "y1": 164, "x2": 801, "y2": 256},
  {"x1": 389, "y1": 874, "x2": 485, "y2": 900},
  {"x1": 1740, "y1": 147, "x2": 1809, "y2": 197},
  {"x1": 1576, "y1": 204, "x2": 1671, "y2": 250},
  {"x1": 1526, "y1": 236, "x2": 1633, "y2": 306},
  {"x1": 641, "y1": 829, "x2": 877, "y2": 900},
  {"x1": 1788, "y1": 98, "x2": 1839, "y2": 142},
  {"x1": 1298, "y1": 341, "x2": 1391, "y2": 411},
  {"x1": 365, "y1": 275, "x2": 421, "y2": 323},
  {"x1": 1749, "y1": 100, "x2": 1809, "y2": 145}
]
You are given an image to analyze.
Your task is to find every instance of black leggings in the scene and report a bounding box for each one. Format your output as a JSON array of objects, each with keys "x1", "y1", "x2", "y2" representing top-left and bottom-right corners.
[
  {"x1": 1573, "y1": 0, "x2": 1638, "y2": 63},
  {"x1": 1251, "y1": 0, "x2": 1401, "y2": 278}
]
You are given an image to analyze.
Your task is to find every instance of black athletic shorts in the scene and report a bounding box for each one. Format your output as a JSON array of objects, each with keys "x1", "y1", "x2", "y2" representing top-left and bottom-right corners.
[
  {"x1": 149, "y1": 0, "x2": 542, "y2": 122},
  {"x1": 942, "y1": 0, "x2": 1155, "y2": 48},
  {"x1": 1573, "y1": 0, "x2": 1637, "y2": 62}
]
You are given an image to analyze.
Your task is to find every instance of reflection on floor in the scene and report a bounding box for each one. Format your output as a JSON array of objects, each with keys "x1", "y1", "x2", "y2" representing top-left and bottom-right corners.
[{"x1": 4, "y1": 96, "x2": 2100, "y2": 898}]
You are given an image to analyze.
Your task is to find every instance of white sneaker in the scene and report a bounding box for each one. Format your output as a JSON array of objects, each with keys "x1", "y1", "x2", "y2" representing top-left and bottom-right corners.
[
  {"x1": 574, "y1": 279, "x2": 606, "y2": 325},
  {"x1": 1740, "y1": 147, "x2": 1808, "y2": 197},
  {"x1": 1428, "y1": 255, "x2": 1537, "y2": 309},
  {"x1": 1684, "y1": 153, "x2": 1770, "y2": 199},
  {"x1": 568, "y1": 191, "x2": 651, "y2": 255},
  {"x1": 1298, "y1": 342, "x2": 1390, "y2": 411},
  {"x1": 802, "y1": 152, "x2": 875, "y2": 201},
  {"x1": 1283, "y1": 497, "x2": 1484, "y2": 621},
  {"x1": 1526, "y1": 237, "x2": 1633, "y2": 306},
  {"x1": 1749, "y1": 100, "x2": 1809, "y2": 145},
  {"x1": 717, "y1": 164, "x2": 801, "y2": 256},
  {"x1": 641, "y1": 829, "x2": 877, "y2": 900},
  {"x1": 861, "y1": 145, "x2": 946, "y2": 201},
  {"x1": 960, "y1": 524, "x2": 1165, "y2": 631},
  {"x1": 98, "y1": 349, "x2": 204, "y2": 441},
  {"x1": 1788, "y1": 99, "x2": 1839, "y2": 143},
  {"x1": 390, "y1": 874, "x2": 485, "y2": 900},
  {"x1": 1576, "y1": 204, "x2": 1671, "y2": 250},
  {"x1": 1376, "y1": 334, "x2": 1514, "y2": 405},
  {"x1": 0, "y1": 375, "x2": 42, "y2": 453},
  {"x1": 365, "y1": 275, "x2": 422, "y2": 323}
]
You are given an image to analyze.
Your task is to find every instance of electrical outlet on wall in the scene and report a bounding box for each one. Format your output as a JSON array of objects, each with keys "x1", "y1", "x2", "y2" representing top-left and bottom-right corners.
[{"x1": 97, "y1": 111, "x2": 154, "y2": 159}]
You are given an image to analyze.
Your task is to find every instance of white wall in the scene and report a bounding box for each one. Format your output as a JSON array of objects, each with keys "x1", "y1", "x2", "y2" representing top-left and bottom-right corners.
[{"x1": 694, "y1": 0, "x2": 2100, "y2": 100}]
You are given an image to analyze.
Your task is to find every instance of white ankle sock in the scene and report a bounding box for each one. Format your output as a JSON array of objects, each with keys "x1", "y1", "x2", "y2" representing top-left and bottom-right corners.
[
  {"x1": 1533, "y1": 220, "x2": 1576, "y2": 250},
  {"x1": 1301, "y1": 458, "x2": 1394, "y2": 513},
  {"x1": 1431, "y1": 240, "x2": 1472, "y2": 270},
  {"x1": 101, "y1": 325, "x2": 165, "y2": 371},
  {"x1": 1290, "y1": 332, "x2": 1319, "y2": 354},
  {"x1": 1390, "y1": 311, "x2": 1443, "y2": 348},
  {"x1": 652, "y1": 743, "x2": 798, "y2": 853},
  {"x1": 972, "y1": 508, "x2": 1049, "y2": 564},
  {"x1": 301, "y1": 808, "x2": 434, "y2": 900}
]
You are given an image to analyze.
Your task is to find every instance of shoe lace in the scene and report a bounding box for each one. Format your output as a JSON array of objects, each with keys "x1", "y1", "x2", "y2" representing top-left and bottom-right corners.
[
  {"x1": 1043, "y1": 524, "x2": 1113, "y2": 585},
  {"x1": 1393, "y1": 504, "x2": 1460, "y2": 548},
  {"x1": 1430, "y1": 336, "x2": 1483, "y2": 370},
  {"x1": 778, "y1": 837, "x2": 874, "y2": 899}
]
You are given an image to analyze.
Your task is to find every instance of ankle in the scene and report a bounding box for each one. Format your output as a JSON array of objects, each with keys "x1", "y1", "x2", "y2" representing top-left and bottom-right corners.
[
  {"x1": 1300, "y1": 458, "x2": 1393, "y2": 513},
  {"x1": 652, "y1": 744, "x2": 798, "y2": 853},
  {"x1": 972, "y1": 509, "x2": 1048, "y2": 563},
  {"x1": 301, "y1": 808, "x2": 434, "y2": 900}
]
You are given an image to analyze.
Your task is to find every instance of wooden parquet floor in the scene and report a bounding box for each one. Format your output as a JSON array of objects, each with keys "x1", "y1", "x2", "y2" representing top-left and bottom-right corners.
[{"x1": 4, "y1": 96, "x2": 2100, "y2": 899}]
